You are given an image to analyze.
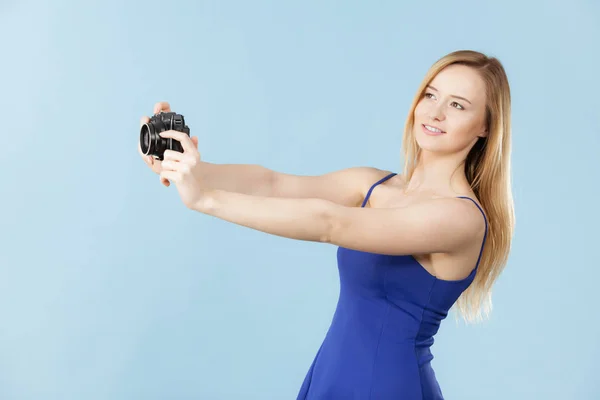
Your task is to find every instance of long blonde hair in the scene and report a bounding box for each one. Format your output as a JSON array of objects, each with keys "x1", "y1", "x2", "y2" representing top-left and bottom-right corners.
[{"x1": 401, "y1": 50, "x2": 515, "y2": 323}]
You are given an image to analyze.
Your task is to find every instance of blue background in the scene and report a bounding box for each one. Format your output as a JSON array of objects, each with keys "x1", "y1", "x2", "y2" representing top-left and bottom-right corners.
[{"x1": 1, "y1": 0, "x2": 598, "y2": 399}]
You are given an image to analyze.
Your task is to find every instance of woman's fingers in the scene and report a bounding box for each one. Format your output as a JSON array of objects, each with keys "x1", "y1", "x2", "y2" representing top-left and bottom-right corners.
[
  {"x1": 159, "y1": 130, "x2": 196, "y2": 155},
  {"x1": 163, "y1": 149, "x2": 186, "y2": 162},
  {"x1": 162, "y1": 159, "x2": 191, "y2": 173},
  {"x1": 162, "y1": 153, "x2": 197, "y2": 174},
  {"x1": 160, "y1": 170, "x2": 180, "y2": 184},
  {"x1": 153, "y1": 101, "x2": 171, "y2": 114}
]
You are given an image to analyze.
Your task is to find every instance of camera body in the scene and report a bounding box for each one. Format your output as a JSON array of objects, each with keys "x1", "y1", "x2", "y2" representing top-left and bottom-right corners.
[{"x1": 140, "y1": 111, "x2": 191, "y2": 161}]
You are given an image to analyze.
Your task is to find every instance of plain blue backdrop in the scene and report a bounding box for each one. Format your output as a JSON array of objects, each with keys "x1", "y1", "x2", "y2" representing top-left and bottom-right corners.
[{"x1": 1, "y1": 0, "x2": 598, "y2": 399}]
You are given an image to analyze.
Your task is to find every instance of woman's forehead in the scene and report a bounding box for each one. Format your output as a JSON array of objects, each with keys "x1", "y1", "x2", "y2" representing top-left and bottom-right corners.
[{"x1": 429, "y1": 65, "x2": 487, "y2": 103}]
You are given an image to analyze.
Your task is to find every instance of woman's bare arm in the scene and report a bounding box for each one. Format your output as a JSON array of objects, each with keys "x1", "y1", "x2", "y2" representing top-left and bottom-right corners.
[{"x1": 199, "y1": 162, "x2": 387, "y2": 207}]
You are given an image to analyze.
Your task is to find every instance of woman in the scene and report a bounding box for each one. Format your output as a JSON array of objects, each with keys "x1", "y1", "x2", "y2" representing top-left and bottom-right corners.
[{"x1": 138, "y1": 49, "x2": 515, "y2": 399}]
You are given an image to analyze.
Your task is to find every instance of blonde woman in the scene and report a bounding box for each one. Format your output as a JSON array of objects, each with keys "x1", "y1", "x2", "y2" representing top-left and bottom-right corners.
[{"x1": 139, "y1": 49, "x2": 515, "y2": 399}]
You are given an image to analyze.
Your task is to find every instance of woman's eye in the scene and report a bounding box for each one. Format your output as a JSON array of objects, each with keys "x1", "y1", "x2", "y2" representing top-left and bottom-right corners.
[{"x1": 424, "y1": 92, "x2": 463, "y2": 110}]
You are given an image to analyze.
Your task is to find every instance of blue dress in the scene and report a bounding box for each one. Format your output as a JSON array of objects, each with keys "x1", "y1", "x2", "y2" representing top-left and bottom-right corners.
[{"x1": 296, "y1": 172, "x2": 488, "y2": 399}]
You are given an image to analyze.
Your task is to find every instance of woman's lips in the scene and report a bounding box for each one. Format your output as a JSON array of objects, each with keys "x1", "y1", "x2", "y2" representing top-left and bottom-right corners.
[{"x1": 422, "y1": 124, "x2": 446, "y2": 136}]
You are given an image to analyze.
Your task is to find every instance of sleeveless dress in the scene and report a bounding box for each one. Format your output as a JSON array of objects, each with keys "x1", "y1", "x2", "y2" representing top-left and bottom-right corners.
[{"x1": 296, "y1": 172, "x2": 488, "y2": 399}]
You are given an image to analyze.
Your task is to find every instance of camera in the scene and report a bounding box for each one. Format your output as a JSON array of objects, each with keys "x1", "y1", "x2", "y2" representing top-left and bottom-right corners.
[{"x1": 140, "y1": 111, "x2": 191, "y2": 161}]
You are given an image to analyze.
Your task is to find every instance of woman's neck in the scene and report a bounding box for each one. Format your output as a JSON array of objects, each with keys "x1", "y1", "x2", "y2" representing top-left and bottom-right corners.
[{"x1": 404, "y1": 151, "x2": 470, "y2": 195}]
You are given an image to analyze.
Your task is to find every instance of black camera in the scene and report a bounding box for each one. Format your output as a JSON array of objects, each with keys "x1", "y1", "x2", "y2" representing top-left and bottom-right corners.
[{"x1": 140, "y1": 111, "x2": 191, "y2": 161}]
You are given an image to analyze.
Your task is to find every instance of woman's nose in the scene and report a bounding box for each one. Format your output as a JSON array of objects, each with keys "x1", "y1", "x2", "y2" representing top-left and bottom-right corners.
[
  {"x1": 427, "y1": 102, "x2": 446, "y2": 121},
  {"x1": 428, "y1": 103, "x2": 445, "y2": 121}
]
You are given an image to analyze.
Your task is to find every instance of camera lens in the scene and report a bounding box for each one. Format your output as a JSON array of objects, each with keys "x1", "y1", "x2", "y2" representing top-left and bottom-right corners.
[{"x1": 140, "y1": 123, "x2": 153, "y2": 155}]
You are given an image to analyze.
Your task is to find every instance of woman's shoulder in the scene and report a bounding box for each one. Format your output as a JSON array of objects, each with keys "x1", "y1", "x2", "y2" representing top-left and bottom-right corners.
[{"x1": 359, "y1": 167, "x2": 404, "y2": 183}]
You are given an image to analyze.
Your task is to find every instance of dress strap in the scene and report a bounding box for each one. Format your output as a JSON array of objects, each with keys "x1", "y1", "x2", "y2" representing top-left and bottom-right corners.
[
  {"x1": 360, "y1": 172, "x2": 397, "y2": 208},
  {"x1": 456, "y1": 196, "x2": 488, "y2": 270}
]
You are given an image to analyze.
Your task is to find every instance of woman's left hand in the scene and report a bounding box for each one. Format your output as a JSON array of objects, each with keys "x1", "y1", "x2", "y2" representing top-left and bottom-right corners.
[{"x1": 158, "y1": 130, "x2": 206, "y2": 210}]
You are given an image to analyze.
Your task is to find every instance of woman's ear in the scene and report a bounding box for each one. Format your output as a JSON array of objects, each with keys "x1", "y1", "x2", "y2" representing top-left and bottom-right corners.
[{"x1": 478, "y1": 121, "x2": 489, "y2": 138}]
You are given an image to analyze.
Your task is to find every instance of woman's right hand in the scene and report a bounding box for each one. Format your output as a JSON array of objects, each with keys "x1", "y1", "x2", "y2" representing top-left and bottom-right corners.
[{"x1": 138, "y1": 101, "x2": 199, "y2": 187}]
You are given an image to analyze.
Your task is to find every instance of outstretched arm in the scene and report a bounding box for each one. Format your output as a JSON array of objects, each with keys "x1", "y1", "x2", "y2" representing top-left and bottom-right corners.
[
  {"x1": 195, "y1": 190, "x2": 485, "y2": 256},
  {"x1": 197, "y1": 190, "x2": 332, "y2": 243}
]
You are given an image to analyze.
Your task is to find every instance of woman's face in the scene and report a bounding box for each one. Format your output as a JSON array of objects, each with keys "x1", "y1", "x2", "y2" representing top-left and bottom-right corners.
[{"x1": 413, "y1": 64, "x2": 488, "y2": 155}]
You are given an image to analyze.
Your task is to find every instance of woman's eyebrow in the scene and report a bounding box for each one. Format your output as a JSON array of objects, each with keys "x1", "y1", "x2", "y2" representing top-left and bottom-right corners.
[{"x1": 427, "y1": 85, "x2": 472, "y2": 105}]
